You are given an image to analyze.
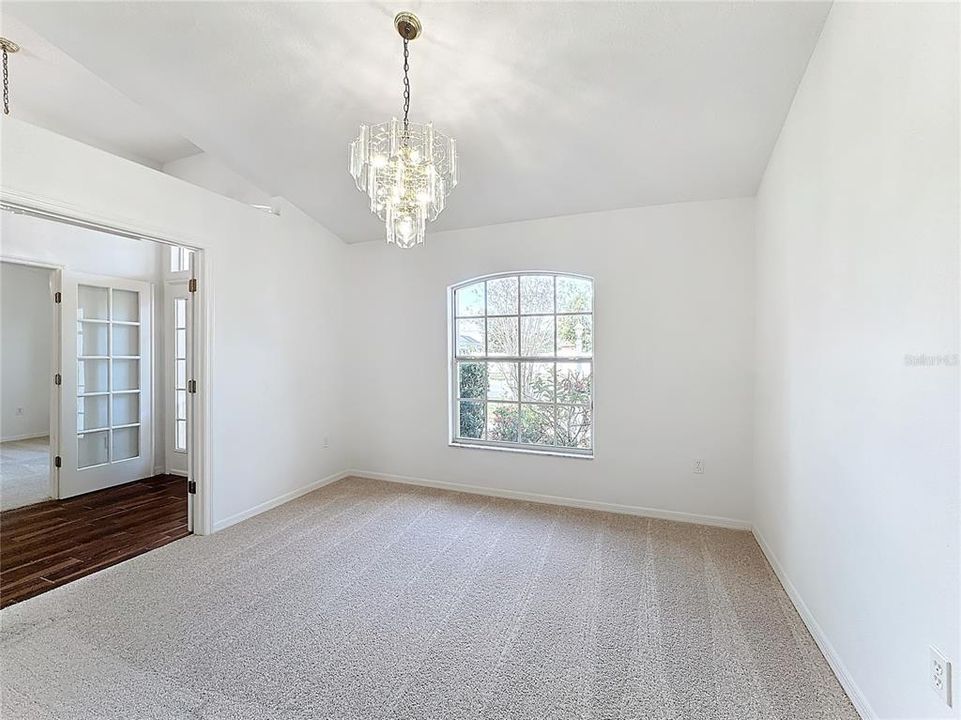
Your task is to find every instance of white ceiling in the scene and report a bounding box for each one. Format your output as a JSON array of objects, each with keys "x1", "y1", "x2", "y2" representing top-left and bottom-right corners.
[
  {"x1": 5, "y1": 2, "x2": 830, "y2": 242},
  {"x1": 0, "y1": 14, "x2": 199, "y2": 168}
]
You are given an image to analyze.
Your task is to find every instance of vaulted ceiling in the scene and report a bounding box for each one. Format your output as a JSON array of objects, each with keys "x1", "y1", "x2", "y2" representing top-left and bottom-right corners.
[{"x1": 5, "y1": 2, "x2": 830, "y2": 242}]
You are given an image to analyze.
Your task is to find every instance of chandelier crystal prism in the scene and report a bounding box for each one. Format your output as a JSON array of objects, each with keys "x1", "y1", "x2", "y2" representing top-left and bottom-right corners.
[{"x1": 348, "y1": 12, "x2": 458, "y2": 248}]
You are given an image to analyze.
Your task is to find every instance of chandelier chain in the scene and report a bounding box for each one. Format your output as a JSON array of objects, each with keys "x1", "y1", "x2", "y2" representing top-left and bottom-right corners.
[
  {"x1": 2, "y1": 46, "x2": 9, "y2": 115},
  {"x1": 402, "y1": 38, "x2": 410, "y2": 131}
]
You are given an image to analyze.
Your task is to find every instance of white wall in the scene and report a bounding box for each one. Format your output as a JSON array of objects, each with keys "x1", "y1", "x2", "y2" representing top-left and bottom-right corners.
[
  {"x1": 1, "y1": 119, "x2": 349, "y2": 531},
  {"x1": 1, "y1": 211, "x2": 163, "y2": 281},
  {"x1": 0, "y1": 262, "x2": 53, "y2": 441},
  {"x1": 162, "y1": 152, "x2": 273, "y2": 208},
  {"x1": 345, "y1": 198, "x2": 755, "y2": 525},
  {"x1": 754, "y1": 3, "x2": 960, "y2": 719}
]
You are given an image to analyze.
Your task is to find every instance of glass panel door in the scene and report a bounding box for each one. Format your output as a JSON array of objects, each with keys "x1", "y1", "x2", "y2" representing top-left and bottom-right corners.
[{"x1": 60, "y1": 273, "x2": 153, "y2": 498}]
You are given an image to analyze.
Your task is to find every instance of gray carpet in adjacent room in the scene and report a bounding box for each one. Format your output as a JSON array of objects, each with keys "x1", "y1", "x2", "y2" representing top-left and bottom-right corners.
[{"x1": 0, "y1": 476, "x2": 856, "y2": 719}]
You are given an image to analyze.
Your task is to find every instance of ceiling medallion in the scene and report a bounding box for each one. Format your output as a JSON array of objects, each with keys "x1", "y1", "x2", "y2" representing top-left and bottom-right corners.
[{"x1": 348, "y1": 12, "x2": 458, "y2": 248}]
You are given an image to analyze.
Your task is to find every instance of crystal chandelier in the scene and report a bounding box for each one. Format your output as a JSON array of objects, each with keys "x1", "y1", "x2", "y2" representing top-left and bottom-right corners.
[{"x1": 348, "y1": 12, "x2": 458, "y2": 248}]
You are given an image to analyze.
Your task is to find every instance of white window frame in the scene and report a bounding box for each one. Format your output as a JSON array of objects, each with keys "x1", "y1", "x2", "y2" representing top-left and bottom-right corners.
[{"x1": 448, "y1": 271, "x2": 595, "y2": 459}]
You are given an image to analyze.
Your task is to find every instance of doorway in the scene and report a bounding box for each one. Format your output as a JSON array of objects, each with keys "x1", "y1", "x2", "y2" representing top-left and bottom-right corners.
[
  {"x1": 0, "y1": 260, "x2": 56, "y2": 511},
  {"x1": 0, "y1": 208, "x2": 207, "y2": 607}
]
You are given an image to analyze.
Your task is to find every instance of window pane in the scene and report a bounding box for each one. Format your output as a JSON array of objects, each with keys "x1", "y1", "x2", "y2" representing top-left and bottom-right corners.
[
  {"x1": 176, "y1": 359, "x2": 187, "y2": 389},
  {"x1": 176, "y1": 390, "x2": 187, "y2": 421},
  {"x1": 556, "y1": 362, "x2": 592, "y2": 405},
  {"x1": 77, "y1": 285, "x2": 108, "y2": 320},
  {"x1": 112, "y1": 290, "x2": 139, "y2": 322},
  {"x1": 486, "y1": 276, "x2": 518, "y2": 315},
  {"x1": 520, "y1": 316, "x2": 554, "y2": 357},
  {"x1": 112, "y1": 393, "x2": 139, "y2": 426},
  {"x1": 486, "y1": 402, "x2": 518, "y2": 442},
  {"x1": 556, "y1": 314, "x2": 593, "y2": 357},
  {"x1": 487, "y1": 362, "x2": 518, "y2": 401},
  {"x1": 78, "y1": 430, "x2": 108, "y2": 468},
  {"x1": 520, "y1": 362, "x2": 554, "y2": 402},
  {"x1": 78, "y1": 395, "x2": 108, "y2": 431},
  {"x1": 520, "y1": 404, "x2": 555, "y2": 445},
  {"x1": 112, "y1": 359, "x2": 139, "y2": 391},
  {"x1": 175, "y1": 297, "x2": 187, "y2": 328},
  {"x1": 556, "y1": 405, "x2": 592, "y2": 449},
  {"x1": 458, "y1": 401, "x2": 484, "y2": 440},
  {"x1": 487, "y1": 317, "x2": 518, "y2": 356},
  {"x1": 556, "y1": 276, "x2": 592, "y2": 313},
  {"x1": 455, "y1": 282, "x2": 484, "y2": 317},
  {"x1": 520, "y1": 275, "x2": 554, "y2": 314},
  {"x1": 175, "y1": 328, "x2": 187, "y2": 358},
  {"x1": 77, "y1": 358, "x2": 108, "y2": 395},
  {"x1": 456, "y1": 319, "x2": 485, "y2": 356},
  {"x1": 113, "y1": 324, "x2": 139, "y2": 357},
  {"x1": 457, "y1": 362, "x2": 488, "y2": 399},
  {"x1": 77, "y1": 322, "x2": 108, "y2": 357},
  {"x1": 176, "y1": 420, "x2": 188, "y2": 451},
  {"x1": 112, "y1": 427, "x2": 139, "y2": 461}
]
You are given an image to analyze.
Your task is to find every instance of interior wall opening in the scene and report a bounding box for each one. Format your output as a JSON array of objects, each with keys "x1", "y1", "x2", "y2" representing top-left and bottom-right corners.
[{"x1": 0, "y1": 208, "x2": 205, "y2": 607}]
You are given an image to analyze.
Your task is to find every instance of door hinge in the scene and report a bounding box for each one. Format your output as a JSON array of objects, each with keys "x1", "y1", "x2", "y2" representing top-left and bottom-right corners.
[
  {"x1": 54, "y1": 373, "x2": 61, "y2": 386},
  {"x1": 54, "y1": 455, "x2": 62, "y2": 468},
  {"x1": 187, "y1": 480, "x2": 197, "y2": 494},
  {"x1": 188, "y1": 278, "x2": 198, "y2": 293},
  {"x1": 188, "y1": 379, "x2": 197, "y2": 394},
  {"x1": 54, "y1": 291, "x2": 62, "y2": 303}
]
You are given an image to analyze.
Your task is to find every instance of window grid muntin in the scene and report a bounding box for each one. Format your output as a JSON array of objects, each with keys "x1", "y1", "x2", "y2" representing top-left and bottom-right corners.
[{"x1": 452, "y1": 272, "x2": 593, "y2": 455}]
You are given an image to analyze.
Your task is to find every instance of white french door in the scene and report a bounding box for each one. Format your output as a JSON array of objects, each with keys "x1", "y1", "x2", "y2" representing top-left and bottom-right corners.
[{"x1": 59, "y1": 272, "x2": 153, "y2": 497}]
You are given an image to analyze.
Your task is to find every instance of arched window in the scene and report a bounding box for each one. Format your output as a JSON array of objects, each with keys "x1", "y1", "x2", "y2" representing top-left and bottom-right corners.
[{"x1": 449, "y1": 272, "x2": 594, "y2": 457}]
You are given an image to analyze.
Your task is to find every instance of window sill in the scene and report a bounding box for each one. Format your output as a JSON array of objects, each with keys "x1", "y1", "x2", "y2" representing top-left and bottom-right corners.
[{"x1": 448, "y1": 440, "x2": 594, "y2": 460}]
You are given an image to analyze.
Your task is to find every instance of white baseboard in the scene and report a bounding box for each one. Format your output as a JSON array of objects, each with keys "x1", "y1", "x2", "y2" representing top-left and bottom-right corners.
[
  {"x1": 212, "y1": 470, "x2": 349, "y2": 533},
  {"x1": 347, "y1": 469, "x2": 752, "y2": 530},
  {"x1": 752, "y1": 528, "x2": 876, "y2": 720},
  {"x1": 1, "y1": 432, "x2": 48, "y2": 443}
]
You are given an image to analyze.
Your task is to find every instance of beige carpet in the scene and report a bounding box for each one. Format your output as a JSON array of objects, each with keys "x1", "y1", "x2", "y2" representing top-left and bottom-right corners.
[
  {"x1": 0, "y1": 476, "x2": 856, "y2": 719},
  {"x1": 0, "y1": 437, "x2": 51, "y2": 511}
]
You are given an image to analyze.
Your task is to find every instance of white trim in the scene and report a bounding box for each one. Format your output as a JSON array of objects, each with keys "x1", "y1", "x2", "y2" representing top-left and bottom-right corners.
[
  {"x1": 348, "y1": 469, "x2": 751, "y2": 530},
  {"x1": 0, "y1": 432, "x2": 49, "y2": 443},
  {"x1": 212, "y1": 470, "x2": 350, "y2": 533},
  {"x1": 448, "y1": 440, "x2": 593, "y2": 460},
  {"x1": 752, "y1": 527, "x2": 876, "y2": 720}
]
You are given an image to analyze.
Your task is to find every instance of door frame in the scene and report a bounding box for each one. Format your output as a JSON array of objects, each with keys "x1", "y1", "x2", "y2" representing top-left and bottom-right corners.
[
  {"x1": 0, "y1": 197, "x2": 213, "y2": 536},
  {"x1": 0, "y1": 255, "x2": 62, "y2": 501}
]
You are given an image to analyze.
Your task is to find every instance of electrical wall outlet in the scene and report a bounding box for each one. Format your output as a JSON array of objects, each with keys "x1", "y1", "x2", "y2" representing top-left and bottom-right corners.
[
  {"x1": 930, "y1": 646, "x2": 952, "y2": 707},
  {"x1": 322, "y1": 436, "x2": 329, "y2": 449},
  {"x1": 15, "y1": 407, "x2": 24, "y2": 416},
  {"x1": 693, "y1": 459, "x2": 704, "y2": 474}
]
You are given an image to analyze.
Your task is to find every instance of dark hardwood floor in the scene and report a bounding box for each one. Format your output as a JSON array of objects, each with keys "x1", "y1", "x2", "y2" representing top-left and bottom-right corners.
[{"x1": 0, "y1": 474, "x2": 189, "y2": 608}]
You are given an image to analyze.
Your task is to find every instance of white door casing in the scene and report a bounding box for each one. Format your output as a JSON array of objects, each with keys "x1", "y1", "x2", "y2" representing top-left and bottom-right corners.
[{"x1": 59, "y1": 271, "x2": 153, "y2": 497}]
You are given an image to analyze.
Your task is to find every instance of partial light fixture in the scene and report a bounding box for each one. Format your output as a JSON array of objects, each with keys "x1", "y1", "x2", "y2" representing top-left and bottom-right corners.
[
  {"x1": 0, "y1": 37, "x2": 20, "y2": 115},
  {"x1": 348, "y1": 12, "x2": 458, "y2": 248}
]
